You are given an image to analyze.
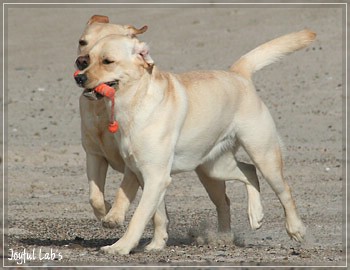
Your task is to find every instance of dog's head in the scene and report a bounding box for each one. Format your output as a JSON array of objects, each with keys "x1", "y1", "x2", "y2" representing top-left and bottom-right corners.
[
  {"x1": 75, "y1": 35, "x2": 154, "y2": 91},
  {"x1": 77, "y1": 15, "x2": 148, "y2": 68},
  {"x1": 76, "y1": 15, "x2": 148, "y2": 99}
]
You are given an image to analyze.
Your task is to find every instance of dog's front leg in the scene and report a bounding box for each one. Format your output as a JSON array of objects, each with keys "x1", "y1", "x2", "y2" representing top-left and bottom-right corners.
[
  {"x1": 101, "y1": 166, "x2": 171, "y2": 255},
  {"x1": 86, "y1": 153, "x2": 111, "y2": 220},
  {"x1": 102, "y1": 168, "x2": 139, "y2": 228}
]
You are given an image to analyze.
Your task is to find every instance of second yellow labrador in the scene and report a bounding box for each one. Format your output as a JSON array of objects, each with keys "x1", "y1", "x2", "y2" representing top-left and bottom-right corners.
[
  {"x1": 76, "y1": 18, "x2": 315, "y2": 254},
  {"x1": 77, "y1": 15, "x2": 145, "y2": 225}
]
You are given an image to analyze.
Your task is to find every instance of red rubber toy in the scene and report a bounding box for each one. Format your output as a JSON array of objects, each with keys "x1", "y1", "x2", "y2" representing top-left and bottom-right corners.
[
  {"x1": 74, "y1": 70, "x2": 80, "y2": 77},
  {"x1": 95, "y1": 83, "x2": 115, "y2": 99},
  {"x1": 108, "y1": 121, "x2": 119, "y2": 133}
]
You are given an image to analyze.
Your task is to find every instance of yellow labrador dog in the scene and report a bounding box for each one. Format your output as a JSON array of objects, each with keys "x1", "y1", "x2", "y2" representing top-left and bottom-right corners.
[
  {"x1": 77, "y1": 15, "x2": 264, "y2": 250},
  {"x1": 75, "y1": 28, "x2": 316, "y2": 255}
]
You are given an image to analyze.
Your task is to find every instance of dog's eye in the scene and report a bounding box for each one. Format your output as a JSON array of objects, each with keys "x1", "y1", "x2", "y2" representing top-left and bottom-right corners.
[
  {"x1": 79, "y1": 40, "x2": 87, "y2": 46},
  {"x1": 102, "y1": 59, "x2": 114, "y2": 65}
]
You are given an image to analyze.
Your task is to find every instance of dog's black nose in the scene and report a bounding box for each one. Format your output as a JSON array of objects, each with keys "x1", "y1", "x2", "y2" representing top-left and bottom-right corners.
[
  {"x1": 75, "y1": 73, "x2": 88, "y2": 87},
  {"x1": 76, "y1": 55, "x2": 90, "y2": 70}
]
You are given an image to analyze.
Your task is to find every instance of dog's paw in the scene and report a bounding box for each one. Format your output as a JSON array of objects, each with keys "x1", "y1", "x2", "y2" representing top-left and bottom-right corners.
[
  {"x1": 286, "y1": 219, "x2": 306, "y2": 242},
  {"x1": 144, "y1": 239, "x2": 166, "y2": 252},
  {"x1": 92, "y1": 200, "x2": 112, "y2": 221},
  {"x1": 248, "y1": 209, "x2": 264, "y2": 230},
  {"x1": 101, "y1": 211, "x2": 124, "y2": 229},
  {"x1": 100, "y1": 243, "x2": 131, "y2": 255},
  {"x1": 248, "y1": 200, "x2": 264, "y2": 230}
]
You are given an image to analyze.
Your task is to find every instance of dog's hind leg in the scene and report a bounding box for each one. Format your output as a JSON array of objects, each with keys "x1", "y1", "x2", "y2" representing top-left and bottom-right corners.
[
  {"x1": 86, "y1": 154, "x2": 111, "y2": 220},
  {"x1": 237, "y1": 104, "x2": 306, "y2": 242},
  {"x1": 233, "y1": 161, "x2": 264, "y2": 230},
  {"x1": 195, "y1": 168, "x2": 231, "y2": 233},
  {"x1": 244, "y1": 142, "x2": 305, "y2": 242},
  {"x1": 197, "y1": 151, "x2": 264, "y2": 231}
]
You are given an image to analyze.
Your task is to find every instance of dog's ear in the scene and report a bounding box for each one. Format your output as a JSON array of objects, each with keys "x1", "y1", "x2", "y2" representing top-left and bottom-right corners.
[
  {"x1": 126, "y1": 25, "x2": 148, "y2": 37},
  {"x1": 87, "y1": 15, "x2": 110, "y2": 25},
  {"x1": 133, "y1": 41, "x2": 154, "y2": 69}
]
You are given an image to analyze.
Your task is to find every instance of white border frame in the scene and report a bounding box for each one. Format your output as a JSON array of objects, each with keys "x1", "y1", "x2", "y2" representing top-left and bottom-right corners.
[{"x1": 2, "y1": 2, "x2": 348, "y2": 268}]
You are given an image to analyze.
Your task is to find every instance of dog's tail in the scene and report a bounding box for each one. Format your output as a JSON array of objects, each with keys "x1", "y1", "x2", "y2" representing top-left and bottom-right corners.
[{"x1": 230, "y1": 29, "x2": 316, "y2": 79}]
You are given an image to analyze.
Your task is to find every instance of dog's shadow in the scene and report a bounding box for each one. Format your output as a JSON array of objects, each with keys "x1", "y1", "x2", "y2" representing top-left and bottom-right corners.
[
  {"x1": 19, "y1": 237, "x2": 116, "y2": 249},
  {"x1": 18, "y1": 236, "x2": 194, "y2": 251}
]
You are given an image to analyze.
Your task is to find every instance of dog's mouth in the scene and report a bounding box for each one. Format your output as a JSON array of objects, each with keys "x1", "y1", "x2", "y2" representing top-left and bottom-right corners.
[
  {"x1": 82, "y1": 89, "x2": 103, "y2": 100},
  {"x1": 105, "y1": 80, "x2": 119, "y2": 88},
  {"x1": 83, "y1": 80, "x2": 119, "y2": 101}
]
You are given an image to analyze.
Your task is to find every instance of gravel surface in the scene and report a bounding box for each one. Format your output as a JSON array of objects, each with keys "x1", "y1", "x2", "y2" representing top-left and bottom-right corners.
[{"x1": 3, "y1": 4, "x2": 347, "y2": 269}]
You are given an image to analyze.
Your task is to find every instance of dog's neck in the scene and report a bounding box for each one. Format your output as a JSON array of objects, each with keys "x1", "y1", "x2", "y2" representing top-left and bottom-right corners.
[
  {"x1": 117, "y1": 65, "x2": 160, "y2": 95},
  {"x1": 113, "y1": 66, "x2": 171, "y2": 132}
]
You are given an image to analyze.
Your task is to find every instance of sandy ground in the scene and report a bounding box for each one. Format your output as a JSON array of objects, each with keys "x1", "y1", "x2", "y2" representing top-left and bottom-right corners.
[{"x1": 3, "y1": 4, "x2": 347, "y2": 269}]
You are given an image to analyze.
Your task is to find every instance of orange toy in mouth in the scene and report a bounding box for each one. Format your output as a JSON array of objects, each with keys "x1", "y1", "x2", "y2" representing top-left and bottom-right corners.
[
  {"x1": 93, "y1": 83, "x2": 119, "y2": 133},
  {"x1": 94, "y1": 83, "x2": 116, "y2": 99},
  {"x1": 74, "y1": 71, "x2": 119, "y2": 133}
]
